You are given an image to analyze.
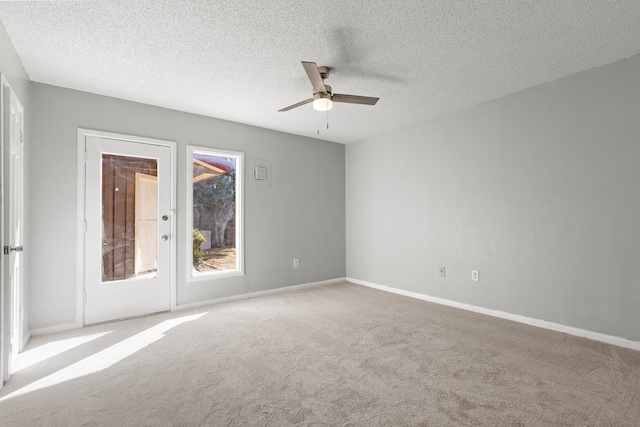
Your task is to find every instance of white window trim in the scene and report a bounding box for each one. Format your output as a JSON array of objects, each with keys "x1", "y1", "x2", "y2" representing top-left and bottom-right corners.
[{"x1": 186, "y1": 145, "x2": 244, "y2": 282}]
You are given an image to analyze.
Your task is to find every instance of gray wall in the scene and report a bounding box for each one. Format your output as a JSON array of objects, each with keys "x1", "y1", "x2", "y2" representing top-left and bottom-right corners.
[
  {"x1": 347, "y1": 54, "x2": 640, "y2": 342},
  {"x1": 0, "y1": 21, "x2": 31, "y2": 343},
  {"x1": 30, "y1": 83, "x2": 345, "y2": 330}
]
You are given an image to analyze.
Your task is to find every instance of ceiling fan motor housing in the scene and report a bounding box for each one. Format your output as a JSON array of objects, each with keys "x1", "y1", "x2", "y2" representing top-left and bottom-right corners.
[
  {"x1": 318, "y1": 66, "x2": 330, "y2": 79},
  {"x1": 315, "y1": 85, "x2": 332, "y2": 98}
]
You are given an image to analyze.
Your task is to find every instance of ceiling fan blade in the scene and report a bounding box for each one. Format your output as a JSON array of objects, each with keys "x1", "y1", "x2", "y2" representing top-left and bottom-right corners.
[
  {"x1": 302, "y1": 61, "x2": 327, "y2": 94},
  {"x1": 332, "y1": 93, "x2": 379, "y2": 105},
  {"x1": 278, "y1": 98, "x2": 313, "y2": 112}
]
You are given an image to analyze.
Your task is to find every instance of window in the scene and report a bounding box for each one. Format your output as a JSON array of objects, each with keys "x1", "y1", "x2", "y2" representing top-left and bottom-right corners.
[{"x1": 187, "y1": 146, "x2": 243, "y2": 278}]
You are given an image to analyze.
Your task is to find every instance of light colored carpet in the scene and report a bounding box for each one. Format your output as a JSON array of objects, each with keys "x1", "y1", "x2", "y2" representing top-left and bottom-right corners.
[{"x1": 1, "y1": 281, "x2": 639, "y2": 426}]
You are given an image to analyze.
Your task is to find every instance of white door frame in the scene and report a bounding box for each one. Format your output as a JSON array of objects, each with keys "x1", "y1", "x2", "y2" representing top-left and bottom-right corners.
[
  {"x1": 0, "y1": 75, "x2": 25, "y2": 386},
  {"x1": 1, "y1": 75, "x2": 5, "y2": 388},
  {"x1": 76, "y1": 129, "x2": 177, "y2": 326}
]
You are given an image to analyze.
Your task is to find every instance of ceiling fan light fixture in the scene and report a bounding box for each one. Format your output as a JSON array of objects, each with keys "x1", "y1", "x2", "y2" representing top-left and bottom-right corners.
[
  {"x1": 313, "y1": 98, "x2": 333, "y2": 111},
  {"x1": 313, "y1": 93, "x2": 333, "y2": 111}
]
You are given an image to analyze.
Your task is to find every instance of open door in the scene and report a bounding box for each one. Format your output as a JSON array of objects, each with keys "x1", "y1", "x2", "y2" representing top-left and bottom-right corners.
[{"x1": 1, "y1": 77, "x2": 25, "y2": 385}]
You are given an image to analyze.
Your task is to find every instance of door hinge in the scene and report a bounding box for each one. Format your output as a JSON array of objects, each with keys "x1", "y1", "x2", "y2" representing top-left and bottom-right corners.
[
  {"x1": 83, "y1": 220, "x2": 87, "y2": 233},
  {"x1": 84, "y1": 151, "x2": 88, "y2": 162},
  {"x1": 84, "y1": 292, "x2": 87, "y2": 303}
]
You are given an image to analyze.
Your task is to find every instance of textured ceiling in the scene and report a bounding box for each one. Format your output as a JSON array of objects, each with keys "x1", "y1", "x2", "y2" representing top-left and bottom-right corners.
[{"x1": 2, "y1": 1, "x2": 640, "y2": 144}]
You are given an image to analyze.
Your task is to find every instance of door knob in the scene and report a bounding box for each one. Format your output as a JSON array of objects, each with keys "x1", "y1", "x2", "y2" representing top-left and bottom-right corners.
[
  {"x1": 3, "y1": 246, "x2": 23, "y2": 255},
  {"x1": 162, "y1": 215, "x2": 169, "y2": 221},
  {"x1": 161, "y1": 235, "x2": 169, "y2": 241}
]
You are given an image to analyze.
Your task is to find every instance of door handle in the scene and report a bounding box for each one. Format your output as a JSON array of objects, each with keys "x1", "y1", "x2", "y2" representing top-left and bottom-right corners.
[{"x1": 3, "y1": 245, "x2": 23, "y2": 255}]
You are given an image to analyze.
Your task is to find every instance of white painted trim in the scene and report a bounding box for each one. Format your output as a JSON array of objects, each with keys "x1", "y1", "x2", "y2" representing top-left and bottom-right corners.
[
  {"x1": 174, "y1": 293, "x2": 248, "y2": 311},
  {"x1": 186, "y1": 145, "x2": 245, "y2": 283},
  {"x1": 0, "y1": 74, "x2": 6, "y2": 390},
  {"x1": 175, "y1": 277, "x2": 346, "y2": 311},
  {"x1": 168, "y1": 140, "x2": 177, "y2": 311},
  {"x1": 76, "y1": 131, "x2": 86, "y2": 327},
  {"x1": 1, "y1": 77, "x2": 27, "y2": 384},
  {"x1": 347, "y1": 277, "x2": 640, "y2": 352},
  {"x1": 187, "y1": 269, "x2": 244, "y2": 282},
  {"x1": 28, "y1": 278, "x2": 346, "y2": 334},
  {"x1": 31, "y1": 321, "x2": 82, "y2": 337},
  {"x1": 77, "y1": 129, "x2": 178, "y2": 323},
  {"x1": 249, "y1": 278, "x2": 345, "y2": 299},
  {"x1": 21, "y1": 331, "x2": 30, "y2": 351}
]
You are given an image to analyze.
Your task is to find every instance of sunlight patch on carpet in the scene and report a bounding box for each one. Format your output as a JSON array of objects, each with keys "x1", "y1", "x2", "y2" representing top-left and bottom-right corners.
[
  {"x1": 1, "y1": 312, "x2": 207, "y2": 401},
  {"x1": 14, "y1": 331, "x2": 112, "y2": 373}
]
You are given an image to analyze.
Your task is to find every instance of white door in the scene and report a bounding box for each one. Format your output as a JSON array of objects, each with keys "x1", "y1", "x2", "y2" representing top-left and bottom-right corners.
[
  {"x1": 1, "y1": 81, "x2": 24, "y2": 383},
  {"x1": 84, "y1": 135, "x2": 172, "y2": 324}
]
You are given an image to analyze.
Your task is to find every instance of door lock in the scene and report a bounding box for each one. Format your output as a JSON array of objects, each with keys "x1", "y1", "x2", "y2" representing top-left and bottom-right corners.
[
  {"x1": 161, "y1": 235, "x2": 169, "y2": 241},
  {"x1": 162, "y1": 215, "x2": 169, "y2": 221}
]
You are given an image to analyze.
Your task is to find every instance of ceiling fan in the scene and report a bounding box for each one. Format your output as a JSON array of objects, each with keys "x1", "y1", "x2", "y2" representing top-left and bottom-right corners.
[{"x1": 278, "y1": 61, "x2": 379, "y2": 112}]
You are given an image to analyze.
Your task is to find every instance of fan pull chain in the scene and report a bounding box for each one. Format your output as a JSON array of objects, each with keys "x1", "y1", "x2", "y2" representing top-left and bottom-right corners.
[{"x1": 316, "y1": 109, "x2": 330, "y2": 135}]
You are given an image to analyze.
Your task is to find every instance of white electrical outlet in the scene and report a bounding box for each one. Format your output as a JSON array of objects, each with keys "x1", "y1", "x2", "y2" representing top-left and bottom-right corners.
[
  {"x1": 471, "y1": 270, "x2": 479, "y2": 282},
  {"x1": 439, "y1": 267, "x2": 446, "y2": 277},
  {"x1": 293, "y1": 258, "x2": 300, "y2": 268}
]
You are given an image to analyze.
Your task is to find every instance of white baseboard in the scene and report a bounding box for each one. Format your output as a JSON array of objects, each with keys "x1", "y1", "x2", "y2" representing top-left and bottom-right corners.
[
  {"x1": 175, "y1": 293, "x2": 249, "y2": 311},
  {"x1": 249, "y1": 278, "x2": 346, "y2": 299},
  {"x1": 28, "y1": 278, "x2": 346, "y2": 336},
  {"x1": 21, "y1": 331, "x2": 31, "y2": 351},
  {"x1": 175, "y1": 277, "x2": 346, "y2": 311},
  {"x1": 30, "y1": 321, "x2": 82, "y2": 337},
  {"x1": 347, "y1": 277, "x2": 640, "y2": 352}
]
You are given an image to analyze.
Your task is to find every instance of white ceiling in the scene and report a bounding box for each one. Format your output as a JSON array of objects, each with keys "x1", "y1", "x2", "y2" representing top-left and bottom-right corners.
[{"x1": 2, "y1": 1, "x2": 640, "y2": 144}]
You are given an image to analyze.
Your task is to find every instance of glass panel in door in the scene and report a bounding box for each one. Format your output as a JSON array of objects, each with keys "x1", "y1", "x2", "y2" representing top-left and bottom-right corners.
[{"x1": 101, "y1": 154, "x2": 158, "y2": 282}]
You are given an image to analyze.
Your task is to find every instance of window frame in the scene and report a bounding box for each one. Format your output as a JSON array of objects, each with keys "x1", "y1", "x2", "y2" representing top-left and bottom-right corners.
[{"x1": 186, "y1": 145, "x2": 244, "y2": 281}]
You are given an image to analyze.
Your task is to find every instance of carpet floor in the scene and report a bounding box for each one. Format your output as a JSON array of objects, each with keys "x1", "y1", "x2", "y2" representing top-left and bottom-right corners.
[{"x1": 0, "y1": 281, "x2": 639, "y2": 426}]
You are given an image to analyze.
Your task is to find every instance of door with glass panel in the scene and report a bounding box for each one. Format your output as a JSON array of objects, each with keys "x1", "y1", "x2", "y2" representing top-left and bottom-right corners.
[{"x1": 84, "y1": 135, "x2": 172, "y2": 324}]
